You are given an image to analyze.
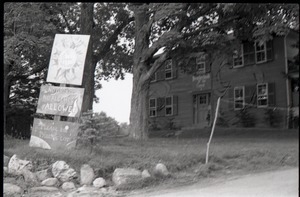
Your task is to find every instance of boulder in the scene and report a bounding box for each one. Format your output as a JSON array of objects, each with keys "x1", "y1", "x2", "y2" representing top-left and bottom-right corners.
[
  {"x1": 80, "y1": 164, "x2": 94, "y2": 185},
  {"x1": 112, "y1": 168, "x2": 142, "y2": 187},
  {"x1": 142, "y1": 169, "x2": 151, "y2": 179},
  {"x1": 35, "y1": 169, "x2": 52, "y2": 182},
  {"x1": 62, "y1": 181, "x2": 76, "y2": 191},
  {"x1": 4, "y1": 167, "x2": 8, "y2": 176},
  {"x1": 4, "y1": 155, "x2": 10, "y2": 166},
  {"x1": 41, "y1": 177, "x2": 59, "y2": 186},
  {"x1": 93, "y1": 177, "x2": 106, "y2": 188},
  {"x1": 67, "y1": 185, "x2": 105, "y2": 197},
  {"x1": 4, "y1": 183, "x2": 23, "y2": 196},
  {"x1": 30, "y1": 186, "x2": 59, "y2": 192},
  {"x1": 21, "y1": 168, "x2": 39, "y2": 186},
  {"x1": 52, "y1": 161, "x2": 77, "y2": 182},
  {"x1": 8, "y1": 154, "x2": 33, "y2": 175},
  {"x1": 154, "y1": 163, "x2": 170, "y2": 177}
]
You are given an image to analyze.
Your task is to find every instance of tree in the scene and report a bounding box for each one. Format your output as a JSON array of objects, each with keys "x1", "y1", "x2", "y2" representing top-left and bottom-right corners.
[{"x1": 127, "y1": 3, "x2": 299, "y2": 139}]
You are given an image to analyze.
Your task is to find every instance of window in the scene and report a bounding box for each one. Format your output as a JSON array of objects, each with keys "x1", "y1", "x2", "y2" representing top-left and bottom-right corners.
[
  {"x1": 234, "y1": 86, "x2": 245, "y2": 110},
  {"x1": 255, "y1": 42, "x2": 267, "y2": 64},
  {"x1": 150, "y1": 72, "x2": 156, "y2": 82},
  {"x1": 233, "y1": 46, "x2": 244, "y2": 68},
  {"x1": 257, "y1": 83, "x2": 268, "y2": 107},
  {"x1": 196, "y1": 56, "x2": 206, "y2": 74},
  {"x1": 149, "y1": 98, "x2": 157, "y2": 117},
  {"x1": 165, "y1": 60, "x2": 172, "y2": 79},
  {"x1": 165, "y1": 96, "x2": 173, "y2": 116}
]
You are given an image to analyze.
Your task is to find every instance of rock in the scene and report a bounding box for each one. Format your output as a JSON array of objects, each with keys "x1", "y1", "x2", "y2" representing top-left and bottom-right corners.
[
  {"x1": 4, "y1": 183, "x2": 23, "y2": 196},
  {"x1": 4, "y1": 166, "x2": 8, "y2": 176},
  {"x1": 112, "y1": 168, "x2": 142, "y2": 187},
  {"x1": 93, "y1": 177, "x2": 106, "y2": 188},
  {"x1": 67, "y1": 185, "x2": 105, "y2": 197},
  {"x1": 154, "y1": 163, "x2": 170, "y2": 177},
  {"x1": 30, "y1": 186, "x2": 59, "y2": 192},
  {"x1": 21, "y1": 168, "x2": 39, "y2": 186},
  {"x1": 80, "y1": 164, "x2": 94, "y2": 185},
  {"x1": 41, "y1": 177, "x2": 59, "y2": 186},
  {"x1": 142, "y1": 169, "x2": 151, "y2": 179},
  {"x1": 8, "y1": 154, "x2": 33, "y2": 175},
  {"x1": 4, "y1": 155, "x2": 10, "y2": 167},
  {"x1": 62, "y1": 181, "x2": 76, "y2": 191},
  {"x1": 35, "y1": 169, "x2": 52, "y2": 182},
  {"x1": 52, "y1": 161, "x2": 77, "y2": 182}
]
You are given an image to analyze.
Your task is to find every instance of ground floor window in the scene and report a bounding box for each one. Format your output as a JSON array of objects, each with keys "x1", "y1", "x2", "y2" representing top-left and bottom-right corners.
[
  {"x1": 165, "y1": 96, "x2": 173, "y2": 116},
  {"x1": 149, "y1": 98, "x2": 157, "y2": 117},
  {"x1": 257, "y1": 83, "x2": 268, "y2": 107},
  {"x1": 234, "y1": 86, "x2": 245, "y2": 110}
]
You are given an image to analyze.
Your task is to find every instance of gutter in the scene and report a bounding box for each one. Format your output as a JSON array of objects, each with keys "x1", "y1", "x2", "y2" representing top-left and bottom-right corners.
[{"x1": 284, "y1": 35, "x2": 291, "y2": 129}]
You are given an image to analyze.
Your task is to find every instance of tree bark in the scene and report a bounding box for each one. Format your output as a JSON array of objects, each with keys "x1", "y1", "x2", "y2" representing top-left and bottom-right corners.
[{"x1": 80, "y1": 3, "x2": 95, "y2": 113}]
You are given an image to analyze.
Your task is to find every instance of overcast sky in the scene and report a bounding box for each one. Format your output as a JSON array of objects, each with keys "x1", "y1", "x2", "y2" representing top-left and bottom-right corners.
[{"x1": 93, "y1": 73, "x2": 133, "y2": 124}]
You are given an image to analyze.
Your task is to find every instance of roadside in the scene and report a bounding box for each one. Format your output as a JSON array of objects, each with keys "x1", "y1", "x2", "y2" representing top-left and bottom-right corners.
[{"x1": 128, "y1": 167, "x2": 299, "y2": 197}]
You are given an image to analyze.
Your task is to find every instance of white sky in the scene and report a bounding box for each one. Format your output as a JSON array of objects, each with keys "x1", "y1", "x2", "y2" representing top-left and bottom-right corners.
[{"x1": 93, "y1": 73, "x2": 133, "y2": 124}]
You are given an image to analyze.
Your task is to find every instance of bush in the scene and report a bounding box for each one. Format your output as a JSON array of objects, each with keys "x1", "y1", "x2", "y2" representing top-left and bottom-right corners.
[
  {"x1": 264, "y1": 108, "x2": 282, "y2": 128},
  {"x1": 235, "y1": 107, "x2": 256, "y2": 127}
]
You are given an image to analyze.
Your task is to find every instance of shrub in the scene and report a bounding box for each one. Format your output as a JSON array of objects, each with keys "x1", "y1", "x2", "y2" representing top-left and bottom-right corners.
[
  {"x1": 264, "y1": 108, "x2": 282, "y2": 128},
  {"x1": 235, "y1": 107, "x2": 256, "y2": 127}
]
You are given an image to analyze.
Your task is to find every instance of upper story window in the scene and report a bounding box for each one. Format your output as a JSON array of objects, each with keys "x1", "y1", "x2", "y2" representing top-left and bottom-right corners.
[
  {"x1": 165, "y1": 59, "x2": 173, "y2": 80},
  {"x1": 165, "y1": 96, "x2": 173, "y2": 116},
  {"x1": 150, "y1": 72, "x2": 156, "y2": 82},
  {"x1": 234, "y1": 86, "x2": 245, "y2": 110},
  {"x1": 196, "y1": 56, "x2": 206, "y2": 74},
  {"x1": 257, "y1": 83, "x2": 268, "y2": 107},
  {"x1": 233, "y1": 46, "x2": 244, "y2": 68},
  {"x1": 255, "y1": 42, "x2": 267, "y2": 64},
  {"x1": 149, "y1": 98, "x2": 157, "y2": 117}
]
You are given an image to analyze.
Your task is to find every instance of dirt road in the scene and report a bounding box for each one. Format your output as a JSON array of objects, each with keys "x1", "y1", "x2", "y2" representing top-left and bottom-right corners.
[{"x1": 130, "y1": 168, "x2": 298, "y2": 197}]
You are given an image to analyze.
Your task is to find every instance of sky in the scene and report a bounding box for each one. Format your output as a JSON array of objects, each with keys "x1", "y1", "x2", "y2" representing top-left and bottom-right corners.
[{"x1": 93, "y1": 73, "x2": 133, "y2": 124}]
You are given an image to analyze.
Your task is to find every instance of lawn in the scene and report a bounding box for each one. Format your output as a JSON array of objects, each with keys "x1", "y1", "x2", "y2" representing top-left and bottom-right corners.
[{"x1": 3, "y1": 127, "x2": 299, "y2": 190}]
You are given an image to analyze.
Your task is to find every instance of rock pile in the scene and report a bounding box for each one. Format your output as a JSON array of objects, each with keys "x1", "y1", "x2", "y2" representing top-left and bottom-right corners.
[{"x1": 3, "y1": 154, "x2": 170, "y2": 196}]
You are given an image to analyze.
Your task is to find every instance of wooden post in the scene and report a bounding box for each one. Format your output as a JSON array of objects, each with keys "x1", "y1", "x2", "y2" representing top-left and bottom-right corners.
[
  {"x1": 53, "y1": 84, "x2": 66, "y2": 121},
  {"x1": 206, "y1": 97, "x2": 221, "y2": 164}
]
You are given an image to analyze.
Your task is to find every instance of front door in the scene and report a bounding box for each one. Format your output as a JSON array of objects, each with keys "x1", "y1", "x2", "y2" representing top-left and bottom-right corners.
[{"x1": 193, "y1": 93, "x2": 211, "y2": 127}]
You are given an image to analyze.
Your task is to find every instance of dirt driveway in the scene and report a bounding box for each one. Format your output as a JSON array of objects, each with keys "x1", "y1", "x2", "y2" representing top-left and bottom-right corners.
[{"x1": 129, "y1": 167, "x2": 298, "y2": 197}]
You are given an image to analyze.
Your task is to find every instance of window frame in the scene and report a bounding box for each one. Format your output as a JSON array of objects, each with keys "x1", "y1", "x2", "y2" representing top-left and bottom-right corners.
[
  {"x1": 165, "y1": 59, "x2": 173, "y2": 80},
  {"x1": 257, "y1": 83, "x2": 268, "y2": 108},
  {"x1": 234, "y1": 86, "x2": 245, "y2": 110},
  {"x1": 255, "y1": 41, "x2": 267, "y2": 64},
  {"x1": 233, "y1": 45, "x2": 244, "y2": 68},
  {"x1": 149, "y1": 98, "x2": 157, "y2": 117},
  {"x1": 150, "y1": 72, "x2": 157, "y2": 83},
  {"x1": 165, "y1": 96, "x2": 173, "y2": 116},
  {"x1": 196, "y1": 56, "x2": 206, "y2": 74}
]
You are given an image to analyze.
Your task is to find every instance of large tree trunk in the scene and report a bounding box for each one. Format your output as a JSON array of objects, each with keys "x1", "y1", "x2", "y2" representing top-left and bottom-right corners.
[{"x1": 80, "y1": 3, "x2": 94, "y2": 113}]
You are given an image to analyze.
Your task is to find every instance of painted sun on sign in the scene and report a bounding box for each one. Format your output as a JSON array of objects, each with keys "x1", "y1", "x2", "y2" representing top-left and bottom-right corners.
[{"x1": 47, "y1": 34, "x2": 90, "y2": 85}]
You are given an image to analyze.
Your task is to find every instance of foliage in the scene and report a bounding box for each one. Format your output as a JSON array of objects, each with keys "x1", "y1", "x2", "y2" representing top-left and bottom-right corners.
[
  {"x1": 235, "y1": 107, "x2": 256, "y2": 127},
  {"x1": 77, "y1": 111, "x2": 121, "y2": 153},
  {"x1": 264, "y1": 108, "x2": 282, "y2": 128},
  {"x1": 216, "y1": 109, "x2": 229, "y2": 127}
]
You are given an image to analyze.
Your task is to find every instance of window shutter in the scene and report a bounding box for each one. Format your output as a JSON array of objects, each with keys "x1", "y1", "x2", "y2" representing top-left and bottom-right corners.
[
  {"x1": 243, "y1": 42, "x2": 255, "y2": 66},
  {"x1": 266, "y1": 40, "x2": 273, "y2": 61},
  {"x1": 205, "y1": 55, "x2": 211, "y2": 73},
  {"x1": 157, "y1": 97, "x2": 165, "y2": 116},
  {"x1": 268, "y1": 82, "x2": 276, "y2": 106},
  {"x1": 156, "y1": 65, "x2": 165, "y2": 81},
  {"x1": 228, "y1": 88, "x2": 234, "y2": 109},
  {"x1": 190, "y1": 57, "x2": 196, "y2": 74},
  {"x1": 245, "y1": 85, "x2": 257, "y2": 106},
  {"x1": 172, "y1": 61, "x2": 178, "y2": 79},
  {"x1": 172, "y1": 95, "x2": 178, "y2": 115}
]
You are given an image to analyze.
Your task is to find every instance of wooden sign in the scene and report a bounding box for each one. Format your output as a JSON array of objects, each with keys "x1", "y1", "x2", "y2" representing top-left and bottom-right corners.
[
  {"x1": 29, "y1": 118, "x2": 80, "y2": 150},
  {"x1": 47, "y1": 34, "x2": 90, "y2": 85},
  {"x1": 36, "y1": 85, "x2": 84, "y2": 117}
]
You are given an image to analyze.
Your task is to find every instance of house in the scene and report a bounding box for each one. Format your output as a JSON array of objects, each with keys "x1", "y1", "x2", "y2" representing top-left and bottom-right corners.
[{"x1": 148, "y1": 30, "x2": 299, "y2": 131}]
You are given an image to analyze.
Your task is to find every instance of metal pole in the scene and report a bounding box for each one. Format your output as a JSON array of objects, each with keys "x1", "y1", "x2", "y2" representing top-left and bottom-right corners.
[{"x1": 206, "y1": 97, "x2": 221, "y2": 164}]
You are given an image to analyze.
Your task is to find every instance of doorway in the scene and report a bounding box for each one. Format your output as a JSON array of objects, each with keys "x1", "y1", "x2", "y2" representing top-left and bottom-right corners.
[{"x1": 193, "y1": 93, "x2": 211, "y2": 127}]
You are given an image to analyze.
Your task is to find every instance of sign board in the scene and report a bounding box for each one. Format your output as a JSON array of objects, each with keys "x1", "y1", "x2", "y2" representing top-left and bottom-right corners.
[
  {"x1": 47, "y1": 34, "x2": 90, "y2": 85},
  {"x1": 36, "y1": 85, "x2": 84, "y2": 117},
  {"x1": 29, "y1": 118, "x2": 80, "y2": 150},
  {"x1": 192, "y1": 73, "x2": 211, "y2": 90}
]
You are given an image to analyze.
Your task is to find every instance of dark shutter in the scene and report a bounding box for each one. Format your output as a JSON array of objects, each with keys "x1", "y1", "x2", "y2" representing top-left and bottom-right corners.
[
  {"x1": 268, "y1": 82, "x2": 276, "y2": 106},
  {"x1": 205, "y1": 54, "x2": 211, "y2": 73},
  {"x1": 156, "y1": 65, "x2": 165, "y2": 81},
  {"x1": 245, "y1": 84, "x2": 257, "y2": 106},
  {"x1": 157, "y1": 97, "x2": 165, "y2": 117},
  {"x1": 243, "y1": 42, "x2": 255, "y2": 66},
  {"x1": 172, "y1": 95, "x2": 178, "y2": 116},
  {"x1": 266, "y1": 40, "x2": 273, "y2": 61},
  {"x1": 190, "y1": 57, "x2": 196, "y2": 74},
  {"x1": 227, "y1": 88, "x2": 234, "y2": 110},
  {"x1": 172, "y1": 60, "x2": 177, "y2": 79}
]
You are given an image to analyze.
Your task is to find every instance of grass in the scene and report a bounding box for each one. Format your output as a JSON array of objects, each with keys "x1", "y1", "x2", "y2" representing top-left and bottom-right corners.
[{"x1": 3, "y1": 128, "x2": 299, "y2": 190}]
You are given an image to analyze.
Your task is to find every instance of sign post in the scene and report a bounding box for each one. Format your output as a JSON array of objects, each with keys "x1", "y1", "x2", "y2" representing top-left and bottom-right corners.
[{"x1": 29, "y1": 34, "x2": 90, "y2": 150}]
